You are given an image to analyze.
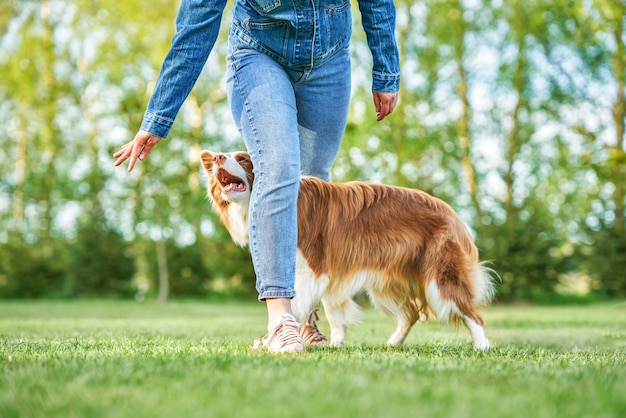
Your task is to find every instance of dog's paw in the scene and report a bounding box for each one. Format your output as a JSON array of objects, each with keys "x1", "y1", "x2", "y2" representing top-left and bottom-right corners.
[
  {"x1": 252, "y1": 335, "x2": 267, "y2": 350},
  {"x1": 473, "y1": 338, "x2": 493, "y2": 350}
]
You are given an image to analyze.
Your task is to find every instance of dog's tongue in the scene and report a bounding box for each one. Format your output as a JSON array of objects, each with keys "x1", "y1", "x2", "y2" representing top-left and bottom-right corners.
[
  {"x1": 224, "y1": 182, "x2": 245, "y2": 192},
  {"x1": 217, "y1": 168, "x2": 246, "y2": 192}
]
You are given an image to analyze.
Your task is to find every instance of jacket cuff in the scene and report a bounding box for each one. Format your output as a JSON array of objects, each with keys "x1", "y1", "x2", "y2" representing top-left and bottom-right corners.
[
  {"x1": 372, "y1": 71, "x2": 400, "y2": 93},
  {"x1": 140, "y1": 111, "x2": 173, "y2": 139}
]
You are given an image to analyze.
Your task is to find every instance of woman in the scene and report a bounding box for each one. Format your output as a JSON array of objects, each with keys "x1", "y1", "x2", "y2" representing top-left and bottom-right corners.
[{"x1": 114, "y1": 0, "x2": 400, "y2": 353}]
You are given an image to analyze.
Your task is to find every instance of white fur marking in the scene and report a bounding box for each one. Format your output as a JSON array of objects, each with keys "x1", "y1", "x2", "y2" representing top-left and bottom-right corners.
[
  {"x1": 320, "y1": 270, "x2": 385, "y2": 346},
  {"x1": 463, "y1": 315, "x2": 491, "y2": 349},
  {"x1": 221, "y1": 154, "x2": 249, "y2": 183},
  {"x1": 427, "y1": 282, "x2": 491, "y2": 349},
  {"x1": 322, "y1": 297, "x2": 361, "y2": 347},
  {"x1": 227, "y1": 203, "x2": 249, "y2": 247},
  {"x1": 472, "y1": 263, "x2": 496, "y2": 305},
  {"x1": 292, "y1": 250, "x2": 329, "y2": 321},
  {"x1": 426, "y1": 281, "x2": 461, "y2": 324}
]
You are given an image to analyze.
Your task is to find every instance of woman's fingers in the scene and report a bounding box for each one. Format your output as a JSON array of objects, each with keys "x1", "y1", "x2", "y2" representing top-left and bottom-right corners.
[
  {"x1": 113, "y1": 131, "x2": 161, "y2": 172},
  {"x1": 373, "y1": 91, "x2": 399, "y2": 121}
]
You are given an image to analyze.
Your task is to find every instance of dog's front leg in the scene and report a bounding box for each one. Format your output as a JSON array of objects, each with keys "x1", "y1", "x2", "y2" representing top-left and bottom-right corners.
[
  {"x1": 322, "y1": 301, "x2": 347, "y2": 346},
  {"x1": 321, "y1": 297, "x2": 362, "y2": 347},
  {"x1": 292, "y1": 253, "x2": 329, "y2": 321}
]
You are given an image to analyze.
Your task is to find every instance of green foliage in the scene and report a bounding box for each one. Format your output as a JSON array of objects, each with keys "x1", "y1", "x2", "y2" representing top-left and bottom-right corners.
[
  {"x1": 0, "y1": 0, "x2": 624, "y2": 301},
  {"x1": 0, "y1": 239, "x2": 66, "y2": 298},
  {"x1": 1, "y1": 301, "x2": 625, "y2": 418},
  {"x1": 145, "y1": 238, "x2": 256, "y2": 300},
  {"x1": 584, "y1": 226, "x2": 626, "y2": 298},
  {"x1": 476, "y1": 204, "x2": 573, "y2": 301},
  {"x1": 66, "y1": 218, "x2": 135, "y2": 297}
]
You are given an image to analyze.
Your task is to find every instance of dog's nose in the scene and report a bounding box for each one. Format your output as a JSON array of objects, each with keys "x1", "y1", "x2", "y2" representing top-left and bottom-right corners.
[{"x1": 214, "y1": 154, "x2": 226, "y2": 165}]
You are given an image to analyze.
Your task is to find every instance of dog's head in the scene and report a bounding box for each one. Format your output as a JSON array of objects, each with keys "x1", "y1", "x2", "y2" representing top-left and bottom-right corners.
[
  {"x1": 200, "y1": 150, "x2": 254, "y2": 204},
  {"x1": 200, "y1": 150, "x2": 254, "y2": 247}
]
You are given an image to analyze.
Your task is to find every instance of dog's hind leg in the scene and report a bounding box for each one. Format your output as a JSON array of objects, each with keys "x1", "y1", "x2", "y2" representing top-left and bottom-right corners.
[
  {"x1": 462, "y1": 315, "x2": 491, "y2": 349},
  {"x1": 369, "y1": 293, "x2": 421, "y2": 346},
  {"x1": 385, "y1": 314, "x2": 416, "y2": 346},
  {"x1": 321, "y1": 296, "x2": 361, "y2": 347},
  {"x1": 424, "y1": 239, "x2": 492, "y2": 349},
  {"x1": 426, "y1": 280, "x2": 491, "y2": 349},
  {"x1": 462, "y1": 263, "x2": 495, "y2": 349}
]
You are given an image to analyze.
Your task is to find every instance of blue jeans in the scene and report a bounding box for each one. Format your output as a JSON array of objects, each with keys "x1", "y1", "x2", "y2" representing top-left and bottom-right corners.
[{"x1": 226, "y1": 44, "x2": 351, "y2": 300}]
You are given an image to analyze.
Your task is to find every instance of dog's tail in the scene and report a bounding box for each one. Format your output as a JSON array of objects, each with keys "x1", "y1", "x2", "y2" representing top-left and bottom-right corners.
[{"x1": 472, "y1": 262, "x2": 498, "y2": 306}]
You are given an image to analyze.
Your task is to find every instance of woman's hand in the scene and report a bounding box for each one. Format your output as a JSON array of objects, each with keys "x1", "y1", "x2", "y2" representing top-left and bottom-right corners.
[
  {"x1": 372, "y1": 91, "x2": 399, "y2": 121},
  {"x1": 113, "y1": 130, "x2": 162, "y2": 172}
]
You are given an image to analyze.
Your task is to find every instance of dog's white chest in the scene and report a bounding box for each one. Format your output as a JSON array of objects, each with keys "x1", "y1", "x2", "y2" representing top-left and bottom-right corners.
[{"x1": 227, "y1": 203, "x2": 249, "y2": 246}]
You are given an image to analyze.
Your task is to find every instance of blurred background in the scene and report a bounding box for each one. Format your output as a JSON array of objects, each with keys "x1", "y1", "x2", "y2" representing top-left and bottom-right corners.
[{"x1": 0, "y1": 0, "x2": 624, "y2": 303}]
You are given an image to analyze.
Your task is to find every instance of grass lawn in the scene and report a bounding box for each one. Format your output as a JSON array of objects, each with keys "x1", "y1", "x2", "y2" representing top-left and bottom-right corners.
[{"x1": 1, "y1": 300, "x2": 625, "y2": 418}]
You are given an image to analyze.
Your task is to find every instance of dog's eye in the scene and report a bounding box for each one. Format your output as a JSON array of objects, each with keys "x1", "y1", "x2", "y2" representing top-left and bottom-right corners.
[{"x1": 236, "y1": 156, "x2": 249, "y2": 163}]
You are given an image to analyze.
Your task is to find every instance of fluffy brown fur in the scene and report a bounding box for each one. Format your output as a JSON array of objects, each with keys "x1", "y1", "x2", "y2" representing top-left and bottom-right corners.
[{"x1": 200, "y1": 150, "x2": 495, "y2": 348}]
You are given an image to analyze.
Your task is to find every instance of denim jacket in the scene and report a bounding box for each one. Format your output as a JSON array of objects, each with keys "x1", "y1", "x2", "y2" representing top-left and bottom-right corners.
[{"x1": 142, "y1": 0, "x2": 400, "y2": 138}]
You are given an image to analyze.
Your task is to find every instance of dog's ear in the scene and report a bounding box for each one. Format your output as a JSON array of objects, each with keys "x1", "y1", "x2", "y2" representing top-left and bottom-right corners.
[{"x1": 200, "y1": 150, "x2": 214, "y2": 175}]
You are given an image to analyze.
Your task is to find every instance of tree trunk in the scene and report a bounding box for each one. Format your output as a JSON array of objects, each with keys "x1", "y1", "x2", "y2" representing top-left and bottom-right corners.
[
  {"x1": 13, "y1": 105, "x2": 27, "y2": 233},
  {"x1": 156, "y1": 239, "x2": 169, "y2": 304},
  {"x1": 504, "y1": 33, "x2": 527, "y2": 227},
  {"x1": 39, "y1": 0, "x2": 58, "y2": 238},
  {"x1": 611, "y1": 16, "x2": 625, "y2": 238},
  {"x1": 451, "y1": 0, "x2": 482, "y2": 220}
]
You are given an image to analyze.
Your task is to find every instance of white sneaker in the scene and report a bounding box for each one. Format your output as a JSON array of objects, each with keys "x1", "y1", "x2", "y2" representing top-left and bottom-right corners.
[
  {"x1": 298, "y1": 308, "x2": 328, "y2": 346},
  {"x1": 254, "y1": 313, "x2": 305, "y2": 354}
]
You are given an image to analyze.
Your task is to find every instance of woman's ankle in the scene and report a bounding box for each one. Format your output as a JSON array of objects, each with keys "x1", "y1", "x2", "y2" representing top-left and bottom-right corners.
[{"x1": 265, "y1": 298, "x2": 293, "y2": 323}]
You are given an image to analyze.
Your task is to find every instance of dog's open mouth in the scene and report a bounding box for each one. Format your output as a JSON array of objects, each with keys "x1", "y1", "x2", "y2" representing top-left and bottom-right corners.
[{"x1": 217, "y1": 168, "x2": 247, "y2": 193}]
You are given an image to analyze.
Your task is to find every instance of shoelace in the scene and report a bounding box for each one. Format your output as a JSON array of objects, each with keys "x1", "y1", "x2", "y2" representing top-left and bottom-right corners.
[
  {"x1": 274, "y1": 316, "x2": 303, "y2": 346},
  {"x1": 257, "y1": 314, "x2": 303, "y2": 350},
  {"x1": 298, "y1": 308, "x2": 327, "y2": 345}
]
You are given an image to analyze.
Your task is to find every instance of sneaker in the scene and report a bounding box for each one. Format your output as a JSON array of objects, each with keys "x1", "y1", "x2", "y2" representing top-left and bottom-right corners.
[
  {"x1": 254, "y1": 313, "x2": 305, "y2": 353},
  {"x1": 298, "y1": 308, "x2": 328, "y2": 346}
]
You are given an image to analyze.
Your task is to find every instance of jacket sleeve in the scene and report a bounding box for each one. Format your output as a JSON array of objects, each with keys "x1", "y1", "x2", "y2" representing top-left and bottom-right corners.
[
  {"x1": 356, "y1": 0, "x2": 401, "y2": 93},
  {"x1": 141, "y1": 0, "x2": 228, "y2": 138}
]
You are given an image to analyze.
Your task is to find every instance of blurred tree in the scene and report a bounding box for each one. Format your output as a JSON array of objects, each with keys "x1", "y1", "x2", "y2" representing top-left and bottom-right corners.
[
  {"x1": 0, "y1": 236, "x2": 66, "y2": 298},
  {"x1": 67, "y1": 215, "x2": 134, "y2": 297},
  {"x1": 0, "y1": 0, "x2": 623, "y2": 301},
  {"x1": 562, "y1": 0, "x2": 626, "y2": 296}
]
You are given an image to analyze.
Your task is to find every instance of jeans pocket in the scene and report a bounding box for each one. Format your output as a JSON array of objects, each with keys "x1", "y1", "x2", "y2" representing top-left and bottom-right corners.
[{"x1": 248, "y1": 0, "x2": 281, "y2": 13}]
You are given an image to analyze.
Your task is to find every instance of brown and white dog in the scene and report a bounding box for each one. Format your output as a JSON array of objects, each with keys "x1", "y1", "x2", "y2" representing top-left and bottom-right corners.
[{"x1": 200, "y1": 150, "x2": 496, "y2": 349}]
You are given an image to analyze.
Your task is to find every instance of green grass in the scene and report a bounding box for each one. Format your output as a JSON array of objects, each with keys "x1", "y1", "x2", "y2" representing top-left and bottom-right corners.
[{"x1": 1, "y1": 300, "x2": 625, "y2": 418}]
